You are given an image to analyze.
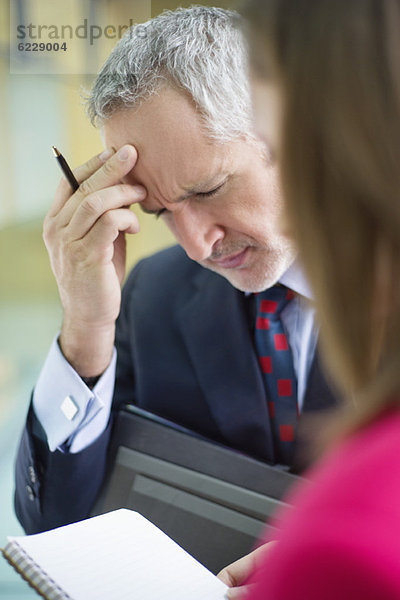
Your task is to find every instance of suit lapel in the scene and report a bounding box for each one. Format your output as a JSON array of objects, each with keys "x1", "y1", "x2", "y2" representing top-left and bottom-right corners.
[{"x1": 176, "y1": 269, "x2": 275, "y2": 462}]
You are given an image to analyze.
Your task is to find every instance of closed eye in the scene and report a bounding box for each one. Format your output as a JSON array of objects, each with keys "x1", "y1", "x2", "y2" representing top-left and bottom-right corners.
[
  {"x1": 151, "y1": 181, "x2": 226, "y2": 218},
  {"x1": 195, "y1": 182, "x2": 225, "y2": 198}
]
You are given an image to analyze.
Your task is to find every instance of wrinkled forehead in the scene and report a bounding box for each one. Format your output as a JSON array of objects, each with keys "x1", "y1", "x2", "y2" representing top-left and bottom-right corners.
[{"x1": 102, "y1": 87, "x2": 234, "y2": 196}]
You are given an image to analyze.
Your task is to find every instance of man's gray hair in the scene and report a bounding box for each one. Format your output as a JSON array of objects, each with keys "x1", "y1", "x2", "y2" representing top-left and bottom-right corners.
[{"x1": 86, "y1": 6, "x2": 253, "y2": 142}]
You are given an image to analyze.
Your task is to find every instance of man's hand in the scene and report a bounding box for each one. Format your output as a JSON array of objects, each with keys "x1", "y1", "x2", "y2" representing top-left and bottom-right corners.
[
  {"x1": 43, "y1": 145, "x2": 146, "y2": 377},
  {"x1": 217, "y1": 543, "x2": 276, "y2": 599}
]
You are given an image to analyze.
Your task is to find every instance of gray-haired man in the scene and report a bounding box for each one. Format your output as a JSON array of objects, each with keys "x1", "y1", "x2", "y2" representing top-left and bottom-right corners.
[{"x1": 15, "y1": 6, "x2": 336, "y2": 553}]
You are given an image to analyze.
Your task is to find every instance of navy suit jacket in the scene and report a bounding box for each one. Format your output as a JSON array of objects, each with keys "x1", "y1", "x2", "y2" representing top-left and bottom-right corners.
[{"x1": 15, "y1": 245, "x2": 338, "y2": 534}]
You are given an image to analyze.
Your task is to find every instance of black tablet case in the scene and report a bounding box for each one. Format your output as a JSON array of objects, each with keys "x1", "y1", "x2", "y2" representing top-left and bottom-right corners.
[{"x1": 93, "y1": 405, "x2": 300, "y2": 574}]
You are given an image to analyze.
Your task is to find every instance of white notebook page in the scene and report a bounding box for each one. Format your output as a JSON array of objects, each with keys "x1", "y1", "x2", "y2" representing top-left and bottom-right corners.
[{"x1": 7, "y1": 509, "x2": 228, "y2": 600}]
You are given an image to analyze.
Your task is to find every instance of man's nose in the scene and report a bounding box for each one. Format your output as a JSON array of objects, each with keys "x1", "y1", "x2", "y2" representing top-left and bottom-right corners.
[{"x1": 172, "y1": 205, "x2": 225, "y2": 262}]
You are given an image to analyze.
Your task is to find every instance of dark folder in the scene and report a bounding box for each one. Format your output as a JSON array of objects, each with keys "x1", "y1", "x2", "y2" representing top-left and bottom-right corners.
[{"x1": 94, "y1": 405, "x2": 300, "y2": 574}]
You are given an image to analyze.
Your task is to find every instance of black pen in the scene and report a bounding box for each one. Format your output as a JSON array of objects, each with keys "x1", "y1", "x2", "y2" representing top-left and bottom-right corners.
[{"x1": 52, "y1": 146, "x2": 79, "y2": 192}]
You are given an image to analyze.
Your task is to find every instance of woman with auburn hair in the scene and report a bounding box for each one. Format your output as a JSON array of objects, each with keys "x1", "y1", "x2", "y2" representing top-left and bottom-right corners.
[{"x1": 227, "y1": 0, "x2": 400, "y2": 598}]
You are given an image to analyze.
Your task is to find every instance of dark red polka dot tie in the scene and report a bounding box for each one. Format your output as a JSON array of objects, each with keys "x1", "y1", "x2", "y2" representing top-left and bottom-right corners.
[{"x1": 255, "y1": 285, "x2": 298, "y2": 465}]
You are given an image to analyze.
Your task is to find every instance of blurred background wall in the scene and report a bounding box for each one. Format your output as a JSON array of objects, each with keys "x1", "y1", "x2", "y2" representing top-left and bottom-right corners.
[{"x1": 0, "y1": 1, "x2": 235, "y2": 596}]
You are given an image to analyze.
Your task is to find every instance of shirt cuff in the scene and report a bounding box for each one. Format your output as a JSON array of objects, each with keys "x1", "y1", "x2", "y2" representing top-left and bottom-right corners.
[{"x1": 32, "y1": 336, "x2": 116, "y2": 453}]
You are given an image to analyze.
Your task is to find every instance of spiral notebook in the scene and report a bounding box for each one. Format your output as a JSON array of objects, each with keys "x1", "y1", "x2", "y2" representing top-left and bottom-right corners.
[{"x1": 2, "y1": 509, "x2": 228, "y2": 600}]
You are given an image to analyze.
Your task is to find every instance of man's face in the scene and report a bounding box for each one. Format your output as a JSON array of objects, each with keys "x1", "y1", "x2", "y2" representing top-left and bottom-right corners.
[{"x1": 103, "y1": 86, "x2": 295, "y2": 292}]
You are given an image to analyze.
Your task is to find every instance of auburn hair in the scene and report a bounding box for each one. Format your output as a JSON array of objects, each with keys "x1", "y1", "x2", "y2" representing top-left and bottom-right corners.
[{"x1": 243, "y1": 0, "x2": 400, "y2": 442}]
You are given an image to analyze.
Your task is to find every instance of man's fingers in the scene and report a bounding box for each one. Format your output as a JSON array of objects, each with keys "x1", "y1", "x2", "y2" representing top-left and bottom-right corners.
[
  {"x1": 48, "y1": 147, "x2": 117, "y2": 218},
  {"x1": 57, "y1": 145, "x2": 141, "y2": 227},
  {"x1": 65, "y1": 184, "x2": 145, "y2": 239},
  {"x1": 49, "y1": 144, "x2": 139, "y2": 222},
  {"x1": 73, "y1": 147, "x2": 116, "y2": 185},
  {"x1": 81, "y1": 208, "x2": 140, "y2": 259},
  {"x1": 75, "y1": 145, "x2": 138, "y2": 203}
]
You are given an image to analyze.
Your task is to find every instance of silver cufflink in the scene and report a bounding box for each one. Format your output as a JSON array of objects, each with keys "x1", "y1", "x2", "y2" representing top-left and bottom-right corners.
[{"x1": 60, "y1": 395, "x2": 79, "y2": 421}]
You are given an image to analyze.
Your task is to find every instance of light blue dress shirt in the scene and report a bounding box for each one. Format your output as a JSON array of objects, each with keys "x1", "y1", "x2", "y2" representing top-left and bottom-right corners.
[{"x1": 33, "y1": 260, "x2": 317, "y2": 454}]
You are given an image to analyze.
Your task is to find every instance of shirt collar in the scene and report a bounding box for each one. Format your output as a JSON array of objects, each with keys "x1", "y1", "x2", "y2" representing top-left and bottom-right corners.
[{"x1": 279, "y1": 259, "x2": 313, "y2": 301}]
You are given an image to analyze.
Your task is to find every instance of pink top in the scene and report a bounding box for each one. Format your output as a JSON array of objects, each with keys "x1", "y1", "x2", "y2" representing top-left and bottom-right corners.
[{"x1": 247, "y1": 409, "x2": 400, "y2": 600}]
